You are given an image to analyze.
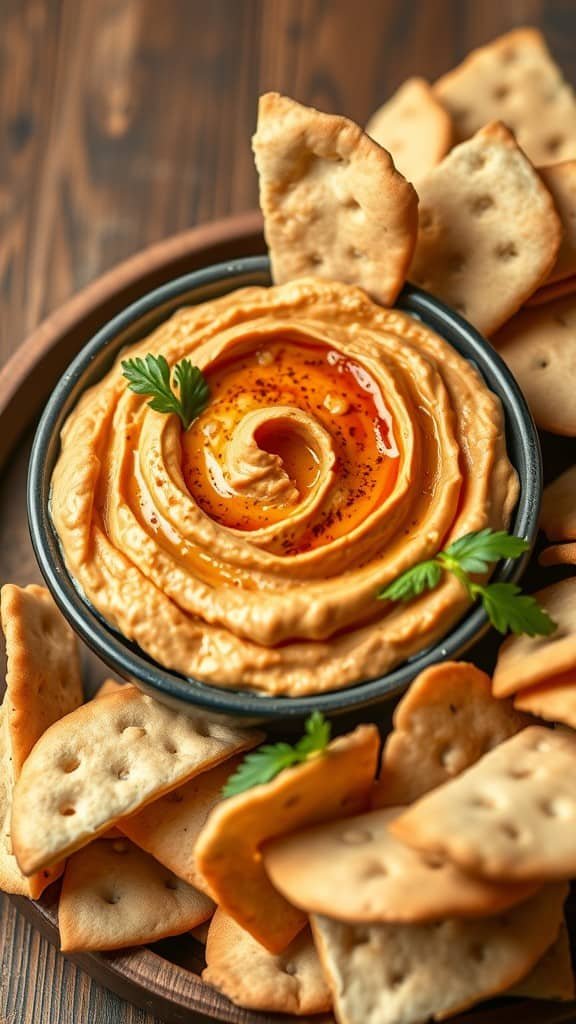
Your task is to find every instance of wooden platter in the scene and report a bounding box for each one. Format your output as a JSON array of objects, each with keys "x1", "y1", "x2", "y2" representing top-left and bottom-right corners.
[{"x1": 0, "y1": 211, "x2": 575, "y2": 1023}]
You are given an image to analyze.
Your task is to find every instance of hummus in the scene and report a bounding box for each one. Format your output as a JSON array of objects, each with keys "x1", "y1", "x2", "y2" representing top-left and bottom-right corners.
[{"x1": 51, "y1": 279, "x2": 518, "y2": 696}]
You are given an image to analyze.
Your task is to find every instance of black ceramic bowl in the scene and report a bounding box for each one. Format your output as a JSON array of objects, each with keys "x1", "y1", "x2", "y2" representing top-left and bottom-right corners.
[{"x1": 28, "y1": 257, "x2": 541, "y2": 721}]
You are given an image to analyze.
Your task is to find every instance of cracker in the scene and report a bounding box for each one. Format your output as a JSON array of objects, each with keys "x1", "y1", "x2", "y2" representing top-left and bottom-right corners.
[
  {"x1": 539, "y1": 161, "x2": 576, "y2": 283},
  {"x1": 58, "y1": 837, "x2": 214, "y2": 952},
  {"x1": 527, "y1": 275, "x2": 576, "y2": 306},
  {"x1": 366, "y1": 77, "x2": 453, "y2": 183},
  {"x1": 434, "y1": 28, "x2": 576, "y2": 164},
  {"x1": 11, "y1": 688, "x2": 260, "y2": 875},
  {"x1": 541, "y1": 466, "x2": 576, "y2": 541},
  {"x1": 392, "y1": 726, "x2": 576, "y2": 883},
  {"x1": 1, "y1": 584, "x2": 83, "y2": 775},
  {"x1": 0, "y1": 585, "x2": 84, "y2": 899},
  {"x1": 311, "y1": 884, "x2": 567, "y2": 1024},
  {"x1": 513, "y1": 669, "x2": 576, "y2": 729},
  {"x1": 252, "y1": 92, "x2": 418, "y2": 306},
  {"x1": 493, "y1": 579, "x2": 576, "y2": 698},
  {"x1": 507, "y1": 922, "x2": 575, "y2": 1001},
  {"x1": 195, "y1": 725, "x2": 380, "y2": 953},
  {"x1": 118, "y1": 754, "x2": 246, "y2": 890},
  {"x1": 493, "y1": 295, "x2": 576, "y2": 435},
  {"x1": 409, "y1": 121, "x2": 562, "y2": 336},
  {"x1": 540, "y1": 542, "x2": 576, "y2": 567},
  {"x1": 203, "y1": 909, "x2": 332, "y2": 1015},
  {"x1": 263, "y1": 807, "x2": 537, "y2": 924},
  {"x1": 372, "y1": 661, "x2": 527, "y2": 807}
]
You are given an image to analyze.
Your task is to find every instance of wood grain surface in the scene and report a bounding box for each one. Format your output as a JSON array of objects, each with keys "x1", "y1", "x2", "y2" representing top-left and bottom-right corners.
[{"x1": 0, "y1": 2, "x2": 575, "y2": 1022}]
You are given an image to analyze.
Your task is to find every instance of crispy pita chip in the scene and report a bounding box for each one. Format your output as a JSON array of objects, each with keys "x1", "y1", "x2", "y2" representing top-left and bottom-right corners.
[
  {"x1": 409, "y1": 121, "x2": 561, "y2": 336},
  {"x1": 507, "y1": 922, "x2": 575, "y2": 1001},
  {"x1": 203, "y1": 909, "x2": 332, "y2": 1015},
  {"x1": 311, "y1": 885, "x2": 567, "y2": 1024},
  {"x1": 541, "y1": 466, "x2": 576, "y2": 541},
  {"x1": 539, "y1": 161, "x2": 576, "y2": 283},
  {"x1": 493, "y1": 579, "x2": 576, "y2": 698},
  {"x1": 366, "y1": 77, "x2": 452, "y2": 182},
  {"x1": 540, "y1": 542, "x2": 576, "y2": 567},
  {"x1": 372, "y1": 662, "x2": 527, "y2": 807},
  {"x1": 11, "y1": 688, "x2": 260, "y2": 876},
  {"x1": 513, "y1": 669, "x2": 576, "y2": 728},
  {"x1": 118, "y1": 754, "x2": 246, "y2": 890},
  {"x1": 1, "y1": 584, "x2": 83, "y2": 775},
  {"x1": 58, "y1": 837, "x2": 214, "y2": 952},
  {"x1": 252, "y1": 92, "x2": 418, "y2": 306},
  {"x1": 434, "y1": 28, "x2": 576, "y2": 164},
  {"x1": 492, "y1": 295, "x2": 576, "y2": 436},
  {"x1": 195, "y1": 725, "x2": 380, "y2": 953},
  {"x1": 392, "y1": 726, "x2": 576, "y2": 883},
  {"x1": 263, "y1": 807, "x2": 537, "y2": 924},
  {"x1": 0, "y1": 584, "x2": 84, "y2": 899}
]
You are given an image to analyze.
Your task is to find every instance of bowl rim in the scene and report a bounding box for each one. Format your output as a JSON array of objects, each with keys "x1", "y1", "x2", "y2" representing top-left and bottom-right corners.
[{"x1": 27, "y1": 256, "x2": 542, "y2": 719}]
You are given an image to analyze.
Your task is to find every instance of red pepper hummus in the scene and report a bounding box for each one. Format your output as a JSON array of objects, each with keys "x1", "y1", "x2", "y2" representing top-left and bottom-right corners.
[{"x1": 51, "y1": 278, "x2": 518, "y2": 696}]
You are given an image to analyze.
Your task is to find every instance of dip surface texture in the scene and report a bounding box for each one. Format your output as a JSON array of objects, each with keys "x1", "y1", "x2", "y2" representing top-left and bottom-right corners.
[{"x1": 51, "y1": 279, "x2": 518, "y2": 695}]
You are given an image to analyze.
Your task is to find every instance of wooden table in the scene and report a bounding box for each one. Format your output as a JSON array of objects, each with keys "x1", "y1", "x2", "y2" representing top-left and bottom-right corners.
[{"x1": 0, "y1": 1, "x2": 573, "y2": 1021}]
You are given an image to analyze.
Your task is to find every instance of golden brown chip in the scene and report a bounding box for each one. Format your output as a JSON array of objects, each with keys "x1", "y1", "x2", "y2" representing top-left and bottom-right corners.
[
  {"x1": 513, "y1": 669, "x2": 576, "y2": 728},
  {"x1": 263, "y1": 807, "x2": 537, "y2": 924},
  {"x1": 94, "y1": 678, "x2": 129, "y2": 699},
  {"x1": 409, "y1": 122, "x2": 561, "y2": 336},
  {"x1": 195, "y1": 725, "x2": 380, "y2": 953},
  {"x1": 311, "y1": 885, "x2": 567, "y2": 1024},
  {"x1": 435, "y1": 28, "x2": 576, "y2": 164},
  {"x1": 372, "y1": 661, "x2": 527, "y2": 807},
  {"x1": 1, "y1": 584, "x2": 83, "y2": 775},
  {"x1": 366, "y1": 77, "x2": 452, "y2": 182},
  {"x1": 492, "y1": 294, "x2": 576, "y2": 436},
  {"x1": 392, "y1": 727, "x2": 576, "y2": 883},
  {"x1": 58, "y1": 837, "x2": 214, "y2": 952},
  {"x1": 118, "y1": 754, "x2": 247, "y2": 891},
  {"x1": 493, "y1": 579, "x2": 576, "y2": 698},
  {"x1": 539, "y1": 161, "x2": 576, "y2": 283},
  {"x1": 0, "y1": 584, "x2": 84, "y2": 899},
  {"x1": 540, "y1": 542, "x2": 576, "y2": 567},
  {"x1": 252, "y1": 92, "x2": 418, "y2": 306},
  {"x1": 11, "y1": 688, "x2": 260, "y2": 876},
  {"x1": 203, "y1": 909, "x2": 332, "y2": 1015},
  {"x1": 541, "y1": 466, "x2": 576, "y2": 541}
]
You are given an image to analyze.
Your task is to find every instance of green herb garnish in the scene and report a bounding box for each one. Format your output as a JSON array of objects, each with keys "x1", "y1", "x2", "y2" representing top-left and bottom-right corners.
[
  {"x1": 121, "y1": 354, "x2": 209, "y2": 430},
  {"x1": 222, "y1": 712, "x2": 332, "y2": 798},
  {"x1": 379, "y1": 528, "x2": 556, "y2": 638}
]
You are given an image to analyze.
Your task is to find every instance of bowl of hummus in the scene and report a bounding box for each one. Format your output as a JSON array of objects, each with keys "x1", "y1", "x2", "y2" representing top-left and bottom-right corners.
[{"x1": 28, "y1": 257, "x2": 541, "y2": 719}]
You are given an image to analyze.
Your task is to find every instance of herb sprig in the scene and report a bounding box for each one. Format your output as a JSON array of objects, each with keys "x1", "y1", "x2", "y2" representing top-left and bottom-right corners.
[
  {"x1": 222, "y1": 712, "x2": 331, "y2": 798},
  {"x1": 379, "y1": 529, "x2": 556, "y2": 638},
  {"x1": 121, "y1": 354, "x2": 209, "y2": 430}
]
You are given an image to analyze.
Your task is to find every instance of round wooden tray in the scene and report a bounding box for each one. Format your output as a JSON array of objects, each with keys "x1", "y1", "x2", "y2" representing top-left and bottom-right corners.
[{"x1": 0, "y1": 211, "x2": 575, "y2": 1024}]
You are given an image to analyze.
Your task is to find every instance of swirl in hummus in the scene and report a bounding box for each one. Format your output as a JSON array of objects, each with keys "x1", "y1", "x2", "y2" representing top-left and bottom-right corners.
[{"x1": 51, "y1": 279, "x2": 518, "y2": 696}]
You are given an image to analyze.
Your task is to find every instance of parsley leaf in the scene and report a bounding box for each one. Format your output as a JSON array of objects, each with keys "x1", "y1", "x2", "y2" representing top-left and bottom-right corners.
[
  {"x1": 222, "y1": 712, "x2": 332, "y2": 798},
  {"x1": 377, "y1": 528, "x2": 555, "y2": 639},
  {"x1": 121, "y1": 354, "x2": 209, "y2": 430},
  {"x1": 379, "y1": 560, "x2": 442, "y2": 602},
  {"x1": 473, "y1": 582, "x2": 557, "y2": 637}
]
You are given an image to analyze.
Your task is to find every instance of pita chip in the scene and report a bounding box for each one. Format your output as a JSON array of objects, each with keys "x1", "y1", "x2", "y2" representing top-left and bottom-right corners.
[
  {"x1": 311, "y1": 885, "x2": 567, "y2": 1024},
  {"x1": 203, "y1": 909, "x2": 332, "y2": 1015},
  {"x1": 11, "y1": 688, "x2": 259, "y2": 875},
  {"x1": 195, "y1": 725, "x2": 380, "y2": 953},
  {"x1": 366, "y1": 78, "x2": 452, "y2": 182},
  {"x1": 253, "y1": 92, "x2": 418, "y2": 306},
  {"x1": 58, "y1": 837, "x2": 214, "y2": 952}
]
